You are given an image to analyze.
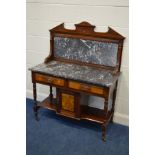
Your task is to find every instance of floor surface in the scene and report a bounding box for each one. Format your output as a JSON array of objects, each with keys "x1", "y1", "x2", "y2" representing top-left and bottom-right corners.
[{"x1": 26, "y1": 98, "x2": 129, "y2": 155}]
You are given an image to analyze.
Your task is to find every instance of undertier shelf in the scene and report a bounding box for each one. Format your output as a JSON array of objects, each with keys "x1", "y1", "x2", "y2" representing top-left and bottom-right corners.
[
  {"x1": 37, "y1": 97, "x2": 57, "y2": 111},
  {"x1": 80, "y1": 105, "x2": 112, "y2": 124},
  {"x1": 37, "y1": 96, "x2": 112, "y2": 124}
]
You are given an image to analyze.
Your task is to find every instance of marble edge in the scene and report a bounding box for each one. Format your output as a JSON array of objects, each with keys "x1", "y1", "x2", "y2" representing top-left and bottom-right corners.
[{"x1": 28, "y1": 62, "x2": 121, "y2": 87}]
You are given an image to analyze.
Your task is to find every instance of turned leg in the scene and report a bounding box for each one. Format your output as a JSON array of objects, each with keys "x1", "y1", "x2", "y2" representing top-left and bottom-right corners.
[
  {"x1": 110, "y1": 113, "x2": 114, "y2": 123},
  {"x1": 103, "y1": 98, "x2": 108, "y2": 116},
  {"x1": 102, "y1": 124, "x2": 106, "y2": 142},
  {"x1": 33, "y1": 83, "x2": 39, "y2": 121},
  {"x1": 110, "y1": 81, "x2": 118, "y2": 123},
  {"x1": 102, "y1": 98, "x2": 108, "y2": 142},
  {"x1": 56, "y1": 88, "x2": 60, "y2": 113},
  {"x1": 49, "y1": 86, "x2": 53, "y2": 102}
]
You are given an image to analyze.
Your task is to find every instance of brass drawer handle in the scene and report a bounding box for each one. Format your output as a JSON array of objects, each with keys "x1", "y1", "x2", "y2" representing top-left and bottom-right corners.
[
  {"x1": 47, "y1": 78, "x2": 53, "y2": 83},
  {"x1": 81, "y1": 85, "x2": 90, "y2": 90}
]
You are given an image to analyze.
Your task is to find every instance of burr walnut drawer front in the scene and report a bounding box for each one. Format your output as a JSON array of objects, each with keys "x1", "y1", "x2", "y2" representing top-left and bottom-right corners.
[
  {"x1": 68, "y1": 81, "x2": 104, "y2": 95},
  {"x1": 34, "y1": 73, "x2": 65, "y2": 86}
]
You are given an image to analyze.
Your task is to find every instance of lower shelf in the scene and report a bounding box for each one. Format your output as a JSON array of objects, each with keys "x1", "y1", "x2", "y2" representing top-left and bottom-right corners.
[
  {"x1": 36, "y1": 96, "x2": 112, "y2": 124},
  {"x1": 81, "y1": 105, "x2": 112, "y2": 124},
  {"x1": 37, "y1": 96, "x2": 57, "y2": 111}
]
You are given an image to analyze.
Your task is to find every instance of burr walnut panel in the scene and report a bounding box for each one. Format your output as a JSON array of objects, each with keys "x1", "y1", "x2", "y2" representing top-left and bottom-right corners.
[
  {"x1": 34, "y1": 73, "x2": 65, "y2": 86},
  {"x1": 61, "y1": 93, "x2": 75, "y2": 112},
  {"x1": 68, "y1": 81, "x2": 108, "y2": 96}
]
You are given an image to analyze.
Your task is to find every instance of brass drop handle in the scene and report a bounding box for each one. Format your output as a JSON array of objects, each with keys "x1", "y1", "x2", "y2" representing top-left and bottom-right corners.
[
  {"x1": 81, "y1": 85, "x2": 90, "y2": 90},
  {"x1": 47, "y1": 77, "x2": 53, "y2": 83}
]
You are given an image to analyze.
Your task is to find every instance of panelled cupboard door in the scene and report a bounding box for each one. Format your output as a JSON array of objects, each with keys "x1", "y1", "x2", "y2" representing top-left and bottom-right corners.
[
  {"x1": 58, "y1": 89, "x2": 81, "y2": 118},
  {"x1": 61, "y1": 93, "x2": 75, "y2": 112}
]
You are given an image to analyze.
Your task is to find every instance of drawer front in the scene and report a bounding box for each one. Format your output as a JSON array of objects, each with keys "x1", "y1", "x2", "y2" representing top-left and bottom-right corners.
[
  {"x1": 34, "y1": 73, "x2": 64, "y2": 86},
  {"x1": 68, "y1": 81, "x2": 105, "y2": 95}
]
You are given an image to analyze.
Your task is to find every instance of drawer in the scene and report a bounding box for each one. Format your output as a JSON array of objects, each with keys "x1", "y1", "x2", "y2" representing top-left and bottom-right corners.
[
  {"x1": 34, "y1": 73, "x2": 65, "y2": 86},
  {"x1": 68, "y1": 81, "x2": 106, "y2": 95}
]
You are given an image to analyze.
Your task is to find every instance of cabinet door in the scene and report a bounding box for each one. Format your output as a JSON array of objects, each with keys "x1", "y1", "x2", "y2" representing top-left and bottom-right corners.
[
  {"x1": 58, "y1": 90, "x2": 80, "y2": 118},
  {"x1": 61, "y1": 93, "x2": 75, "y2": 112}
]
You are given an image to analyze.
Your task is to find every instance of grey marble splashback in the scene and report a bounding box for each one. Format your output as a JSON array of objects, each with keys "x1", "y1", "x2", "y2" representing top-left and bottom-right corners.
[
  {"x1": 30, "y1": 61, "x2": 119, "y2": 87},
  {"x1": 54, "y1": 36, "x2": 118, "y2": 67}
]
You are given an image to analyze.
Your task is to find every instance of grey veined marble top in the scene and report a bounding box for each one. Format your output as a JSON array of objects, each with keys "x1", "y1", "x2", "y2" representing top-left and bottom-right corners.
[
  {"x1": 30, "y1": 61, "x2": 120, "y2": 87},
  {"x1": 54, "y1": 36, "x2": 118, "y2": 67}
]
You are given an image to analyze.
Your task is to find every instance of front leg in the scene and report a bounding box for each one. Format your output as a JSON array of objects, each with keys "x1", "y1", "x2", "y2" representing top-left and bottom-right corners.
[
  {"x1": 49, "y1": 86, "x2": 53, "y2": 102},
  {"x1": 102, "y1": 124, "x2": 106, "y2": 142},
  {"x1": 110, "y1": 81, "x2": 118, "y2": 123},
  {"x1": 33, "y1": 83, "x2": 39, "y2": 121}
]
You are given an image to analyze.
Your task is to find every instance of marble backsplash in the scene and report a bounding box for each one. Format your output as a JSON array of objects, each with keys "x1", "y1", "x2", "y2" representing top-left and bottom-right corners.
[{"x1": 54, "y1": 36, "x2": 118, "y2": 67}]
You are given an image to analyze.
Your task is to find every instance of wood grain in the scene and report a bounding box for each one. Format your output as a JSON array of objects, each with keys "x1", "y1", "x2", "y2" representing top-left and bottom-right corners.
[
  {"x1": 62, "y1": 93, "x2": 74, "y2": 112},
  {"x1": 35, "y1": 73, "x2": 65, "y2": 86}
]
